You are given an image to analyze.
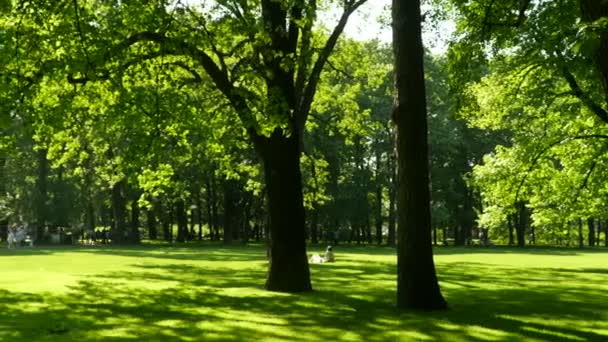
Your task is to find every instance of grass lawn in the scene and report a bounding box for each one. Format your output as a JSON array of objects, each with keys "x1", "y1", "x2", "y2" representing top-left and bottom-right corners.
[{"x1": 0, "y1": 244, "x2": 607, "y2": 342}]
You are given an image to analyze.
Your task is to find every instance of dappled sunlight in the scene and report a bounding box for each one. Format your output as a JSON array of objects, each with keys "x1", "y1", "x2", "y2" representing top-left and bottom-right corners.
[{"x1": 0, "y1": 246, "x2": 607, "y2": 341}]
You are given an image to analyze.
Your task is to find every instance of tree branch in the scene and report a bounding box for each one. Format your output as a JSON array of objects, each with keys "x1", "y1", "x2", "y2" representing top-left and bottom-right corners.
[
  {"x1": 294, "y1": 0, "x2": 316, "y2": 102},
  {"x1": 112, "y1": 31, "x2": 260, "y2": 139},
  {"x1": 296, "y1": 0, "x2": 368, "y2": 135},
  {"x1": 513, "y1": 134, "x2": 608, "y2": 207},
  {"x1": 562, "y1": 66, "x2": 608, "y2": 124}
]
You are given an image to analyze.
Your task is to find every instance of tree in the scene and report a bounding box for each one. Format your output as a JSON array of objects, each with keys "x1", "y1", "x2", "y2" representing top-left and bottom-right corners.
[
  {"x1": 393, "y1": 0, "x2": 447, "y2": 310},
  {"x1": 2, "y1": 0, "x2": 371, "y2": 292},
  {"x1": 444, "y1": 0, "x2": 608, "y2": 246}
]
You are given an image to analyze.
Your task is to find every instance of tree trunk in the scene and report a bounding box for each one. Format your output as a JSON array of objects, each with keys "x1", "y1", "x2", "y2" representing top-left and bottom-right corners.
[
  {"x1": 605, "y1": 219, "x2": 608, "y2": 247},
  {"x1": 35, "y1": 148, "x2": 49, "y2": 242},
  {"x1": 393, "y1": 0, "x2": 447, "y2": 310},
  {"x1": 578, "y1": 218, "x2": 584, "y2": 248},
  {"x1": 596, "y1": 219, "x2": 601, "y2": 246},
  {"x1": 147, "y1": 206, "x2": 157, "y2": 240},
  {"x1": 223, "y1": 180, "x2": 237, "y2": 244},
  {"x1": 579, "y1": 0, "x2": 608, "y2": 108},
  {"x1": 259, "y1": 130, "x2": 312, "y2": 293},
  {"x1": 197, "y1": 192, "x2": 204, "y2": 240},
  {"x1": 211, "y1": 178, "x2": 220, "y2": 241},
  {"x1": 587, "y1": 218, "x2": 596, "y2": 247},
  {"x1": 375, "y1": 144, "x2": 384, "y2": 245},
  {"x1": 189, "y1": 195, "x2": 196, "y2": 240},
  {"x1": 311, "y1": 208, "x2": 319, "y2": 244},
  {"x1": 176, "y1": 199, "x2": 188, "y2": 243},
  {"x1": 507, "y1": 214, "x2": 515, "y2": 245},
  {"x1": 205, "y1": 179, "x2": 214, "y2": 240},
  {"x1": 375, "y1": 186, "x2": 383, "y2": 245},
  {"x1": 111, "y1": 179, "x2": 127, "y2": 244},
  {"x1": 0, "y1": 155, "x2": 7, "y2": 241},
  {"x1": 387, "y1": 152, "x2": 397, "y2": 247},
  {"x1": 515, "y1": 202, "x2": 527, "y2": 247},
  {"x1": 130, "y1": 198, "x2": 140, "y2": 244},
  {"x1": 161, "y1": 201, "x2": 172, "y2": 242}
]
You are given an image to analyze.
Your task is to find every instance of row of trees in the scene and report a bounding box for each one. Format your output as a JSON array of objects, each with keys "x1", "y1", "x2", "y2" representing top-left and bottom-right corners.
[
  {"x1": 0, "y1": 0, "x2": 464, "y2": 309},
  {"x1": 2, "y1": 0, "x2": 606, "y2": 308},
  {"x1": 447, "y1": 0, "x2": 608, "y2": 247},
  {"x1": 0, "y1": 34, "x2": 485, "y2": 247}
]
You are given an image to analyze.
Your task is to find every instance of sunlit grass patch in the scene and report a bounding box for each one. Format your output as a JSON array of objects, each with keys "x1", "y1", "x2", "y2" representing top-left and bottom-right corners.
[{"x1": 0, "y1": 245, "x2": 607, "y2": 341}]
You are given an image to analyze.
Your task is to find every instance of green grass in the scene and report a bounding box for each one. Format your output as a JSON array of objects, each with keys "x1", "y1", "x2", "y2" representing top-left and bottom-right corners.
[{"x1": 0, "y1": 244, "x2": 607, "y2": 341}]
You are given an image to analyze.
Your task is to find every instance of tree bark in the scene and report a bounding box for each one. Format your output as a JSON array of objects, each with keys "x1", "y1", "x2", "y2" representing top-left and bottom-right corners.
[
  {"x1": 596, "y1": 219, "x2": 601, "y2": 246},
  {"x1": 211, "y1": 178, "x2": 220, "y2": 241},
  {"x1": 175, "y1": 198, "x2": 188, "y2": 243},
  {"x1": 35, "y1": 148, "x2": 49, "y2": 242},
  {"x1": 387, "y1": 151, "x2": 397, "y2": 247},
  {"x1": 578, "y1": 218, "x2": 584, "y2": 248},
  {"x1": 259, "y1": 130, "x2": 312, "y2": 292},
  {"x1": 393, "y1": 0, "x2": 447, "y2": 310},
  {"x1": 197, "y1": 191, "x2": 204, "y2": 240},
  {"x1": 375, "y1": 143, "x2": 384, "y2": 245},
  {"x1": 147, "y1": 206, "x2": 157, "y2": 240},
  {"x1": 223, "y1": 180, "x2": 237, "y2": 244},
  {"x1": 507, "y1": 214, "x2": 515, "y2": 245},
  {"x1": 515, "y1": 202, "x2": 527, "y2": 247},
  {"x1": 311, "y1": 208, "x2": 319, "y2": 244},
  {"x1": 605, "y1": 219, "x2": 608, "y2": 247},
  {"x1": 130, "y1": 198, "x2": 140, "y2": 244},
  {"x1": 161, "y1": 201, "x2": 172, "y2": 242},
  {"x1": 111, "y1": 179, "x2": 127, "y2": 244},
  {"x1": 587, "y1": 218, "x2": 596, "y2": 247},
  {"x1": 0, "y1": 155, "x2": 7, "y2": 241},
  {"x1": 579, "y1": 0, "x2": 608, "y2": 108}
]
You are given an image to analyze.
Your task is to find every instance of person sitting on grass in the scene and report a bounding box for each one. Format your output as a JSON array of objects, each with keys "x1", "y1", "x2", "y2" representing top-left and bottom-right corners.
[{"x1": 309, "y1": 246, "x2": 335, "y2": 264}]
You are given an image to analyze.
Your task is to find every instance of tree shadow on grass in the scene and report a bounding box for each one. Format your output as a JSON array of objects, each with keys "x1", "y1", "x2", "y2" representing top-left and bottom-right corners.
[{"x1": 0, "y1": 247, "x2": 607, "y2": 341}]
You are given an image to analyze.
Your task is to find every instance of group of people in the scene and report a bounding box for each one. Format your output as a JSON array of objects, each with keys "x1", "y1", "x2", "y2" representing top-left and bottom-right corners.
[
  {"x1": 6, "y1": 223, "x2": 32, "y2": 248},
  {"x1": 82, "y1": 228, "x2": 112, "y2": 245}
]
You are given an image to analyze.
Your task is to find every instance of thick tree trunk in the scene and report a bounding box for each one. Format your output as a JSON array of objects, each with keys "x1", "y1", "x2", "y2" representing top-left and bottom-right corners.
[
  {"x1": 579, "y1": 0, "x2": 608, "y2": 107},
  {"x1": 587, "y1": 218, "x2": 596, "y2": 247},
  {"x1": 259, "y1": 131, "x2": 312, "y2": 293},
  {"x1": 393, "y1": 0, "x2": 446, "y2": 310}
]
